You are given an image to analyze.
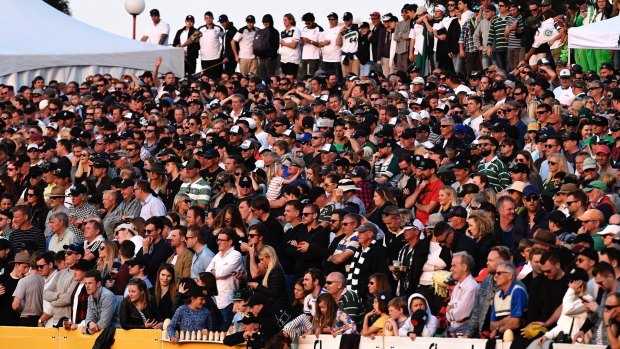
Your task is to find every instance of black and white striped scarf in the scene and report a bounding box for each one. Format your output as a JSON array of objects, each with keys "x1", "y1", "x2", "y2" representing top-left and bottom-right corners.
[{"x1": 346, "y1": 240, "x2": 377, "y2": 291}]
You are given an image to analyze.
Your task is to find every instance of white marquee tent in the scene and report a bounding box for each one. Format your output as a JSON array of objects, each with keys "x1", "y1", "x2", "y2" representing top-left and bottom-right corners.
[
  {"x1": 0, "y1": 0, "x2": 184, "y2": 87},
  {"x1": 568, "y1": 16, "x2": 620, "y2": 50}
]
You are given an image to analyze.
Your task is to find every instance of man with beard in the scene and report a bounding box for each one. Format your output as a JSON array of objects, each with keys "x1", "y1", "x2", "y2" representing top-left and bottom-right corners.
[
  {"x1": 372, "y1": 138, "x2": 401, "y2": 187},
  {"x1": 406, "y1": 157, "x2": 443, "y2": 225},
  {"x1": 476, "y1": 135, "x2": 510, "y2": 193}
]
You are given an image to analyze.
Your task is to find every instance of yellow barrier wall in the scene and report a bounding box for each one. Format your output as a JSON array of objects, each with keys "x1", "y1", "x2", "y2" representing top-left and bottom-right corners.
[{"x1": 0, "y1": 327, "x2": 608, "y2": 349}]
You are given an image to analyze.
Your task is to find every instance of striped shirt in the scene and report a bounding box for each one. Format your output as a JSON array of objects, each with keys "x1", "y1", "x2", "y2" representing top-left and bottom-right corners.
[
  {"x1": 505, "y1": 15, "x2": 523, "y2": 49},
  {"x1": 338, "y1": 289, "x2": 363, "y2": 326},
  {"x1": 476, "y1": 155, "x2": 510, "y2": 193},
  {"x1": 489, "y1": 14, "x2": 508, "y2": 52},
  {"x1": 178, "y1": 178, "x2": 212, "y2": 206}
]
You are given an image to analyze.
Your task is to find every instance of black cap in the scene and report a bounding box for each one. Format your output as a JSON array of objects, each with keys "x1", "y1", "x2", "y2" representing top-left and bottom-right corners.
[
  {"x1": 70, "y1": 184, "x2": 88, "y2": 196},
  {"x1": 359, "y1": 21, "x2": 370, "y2": 29},
  {"x1": 70, "y1": 259, "x2": 93, "y2": 271},
  {"x1": 562, "y1": 131, "x2": 580, "y2": 141},
  {"x1": 417, "y1": 158, "x2": 437, "y2": 170},
  {"x1": 327, "y1": 12, "x2": 338, "y2": 19},
  {"x1": 509, "y1": 163, "x2": 529, "y2": 174},
  {"x1": 244, "y1": 293, "x2": 269, "y2": 307},
  {"x1": 118, "y1": 179, "x2": 135, "y2": 189},
  {"x1": 237, "y1": 312, "x2": 260, "y2": 324},
  {"x1": 246, "y1": 15, "x2": 256, "y2": 23},
  {"x1": 126, "y1": 256, "x2": 147, "y2": 267},
  {"x1": 149, "y1": 9, "x2": 160, "y2": 16},
  {"x1": 378, "y1": 138, "x2": 394, "y2": 148},
  {"x1": 63, "y1": 243, "x2": 85, "y2": 256},
  {"x1": 55, "y1": 168, "x2": 71, "y2": 179},
  {"x1": 343, "y1": 12, "x2": 353, "y2": 21},
  {"x1": 401, "y1": 128, "x2": 416, "y2": 139},
  {"x1": 444, "y1": 206, "x2": 468, "y2": 219},
  {"x1": 92, "y1": 158, "x2": 109, "y2": 168},
  {"x1": 577, "y1": 247, "x2": 599, "y2": 263},
  {"x1": 567, "y1": 267, "x2": 589, "y2": 282},
  {"x1": 218, "y1": 14, "x2": 229, "y2": 22},
  {"x1": 186, "y1": 15, "x2": 195, "y2": 21},
  {"x1": 459, "y1": 183, "x2": 480, "y2": 197},
  {"x1": 453, "y1": 159, "x2": 470, "y2": 169}
]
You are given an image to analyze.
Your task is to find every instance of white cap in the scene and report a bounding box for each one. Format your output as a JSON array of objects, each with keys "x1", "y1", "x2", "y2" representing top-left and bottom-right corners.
[
  {"x1": 46, "y1": 122, "x2": 59, "y2": 131},
  {"x1": 412, "y1": 77, "x2": 425, "y2": 85},
  {"x1": 419, "y1": 110, "x2": 431, "y2": 119},
  {"x1": 39, "y1": 100, "x2": 49, "y2": 110},
  {"x1": 398, "y1": 90, "x2": 409, "y2": 99},
  {"x1": 559, "y1": 69, "x2": 571, "y2": 78},
  {"x1": 27, "y1": 143, "x2": 39, "y2": 151},
  {"x1": 598, "y1": 224, "x2": 620, "y2": 236},
  {"x1": 435, "y1": 4, "x2": 446, "y2": 13}
]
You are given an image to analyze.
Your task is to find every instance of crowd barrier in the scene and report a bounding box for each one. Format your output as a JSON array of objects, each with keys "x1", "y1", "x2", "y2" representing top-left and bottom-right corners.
[{"x1": 0, "y1": 327, "x2": 608, "y2": 349}]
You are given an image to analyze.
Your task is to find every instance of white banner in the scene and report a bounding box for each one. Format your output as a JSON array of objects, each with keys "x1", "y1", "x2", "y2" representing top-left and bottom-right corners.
[{"x1": 296, "y1": 335, "x2": 496, "y2": 349}]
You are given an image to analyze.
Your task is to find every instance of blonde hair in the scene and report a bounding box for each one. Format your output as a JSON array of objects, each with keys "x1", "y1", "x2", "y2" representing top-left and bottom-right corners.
[
  {"x1": 96, "y1": 240, "x2": 118, "y2": 277},
  {"x1": 545, "y1": 153, "x2": 569, "y2": 184},
  {"x1": 258, "y1": 246, "x2": 280, "y2": 287},
  {"x1": 599, "y1": 172, "x2": 617, "y2": 192},
  {"x1": 439, "y1": 186, "x2": 458, "y2": 209},
  {"x1": 467, "y1": 210, "x2": 495, "y2": 240}
]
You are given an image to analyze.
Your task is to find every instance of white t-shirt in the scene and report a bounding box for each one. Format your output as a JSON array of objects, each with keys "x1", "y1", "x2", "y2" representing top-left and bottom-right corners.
[
  {"x1": 459, "y1": 10, "x2": 475, "y2": 27},
  {"x1": 320, "y1": 25, "x2": 342, "y2": 62},
  {"x1": 180, "y1": 29, "x2": 190, "y2": 53},
  {"x1": 301, "y1": 25, "x2": 323, "y2": 60},
  {"x1": 198, "y1": 25, "x2": 225, "y2": 61},
  {"x1": 408, "y1": 23, "x2": 425, "y2": 55},
  {"x1": 532, "y1": 18, "x2": 561, "y2": 50},
  {"x1": 553, "y1": 86, "x2": 576, "y2": 106},
  {"x1": 280, "y1": 27, "x2": 301, "y2": 64},
  {"x1": 145, "y1": 20, "x2": 170, "y2": 45},
  {"x1": 340, "y1": 28, "x2": 359, "y2": 55},
  {"x1": 232, "y1": 26, "x2": 257, "y2": 59}
]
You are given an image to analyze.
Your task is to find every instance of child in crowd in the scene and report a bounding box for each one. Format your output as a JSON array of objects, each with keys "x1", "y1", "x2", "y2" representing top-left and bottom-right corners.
[
  {"x1": 312, "y1": 293, "x2": 355, "y2": 337},
  {"x1": 399, "y1": 293, "x2": 438, "y2": 339},
  {"x1": 361, "y1": 291, "x2": 392, "y2": 338},
  {"x1": 384, "y1": 297, "x2": 409, "y2": 336},
  {"x1": 229, "y1": 290, "x2": 251, "y2": 334}
]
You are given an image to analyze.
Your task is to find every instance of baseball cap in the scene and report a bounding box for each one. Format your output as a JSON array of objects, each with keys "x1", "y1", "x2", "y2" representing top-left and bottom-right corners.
[
  {"x1": 246, "y1": 15, "x2": 256, "y2": 23},
  {"x1": 149, "y1": 9, "x2": 160, "y2": 16},
  {"x1": 444, "y1": 206, "x2": 467, "y2": 219},
  {"x1": 559, "y1": 69, "x2": 571, "y2": 78},
  {"x1": 69, "y1": 183, "x2": 88, "y2": 196},
  {"x1": 218, "y1": 14, "x2": 229, "y2": 22},
  {"x1": 370, "y1": 11, "x2": 380, "y2": 18},
  {"x1": 183, "y1": 159, "x2": 200, "y2": 170}
]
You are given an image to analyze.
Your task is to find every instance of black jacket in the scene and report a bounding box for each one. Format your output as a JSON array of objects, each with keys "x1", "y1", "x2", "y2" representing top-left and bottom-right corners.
[
  {"x1": 254, "y1": 264, "x2": 288, "y2": 311},
  {"x1": 119, "y1": 298, "x2": 158, "y2": 329},
  {"x1": 222, "y1": 24, "x2": 238, "y2": 60},
  {"x1": 173, "y1": 26, "x2": 200, "y2": 59},
  {"x1": 402, "y1": 237, "x2": 431, "y2": 297}
]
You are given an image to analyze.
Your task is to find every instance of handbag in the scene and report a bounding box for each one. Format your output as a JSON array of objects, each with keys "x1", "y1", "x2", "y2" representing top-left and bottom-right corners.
[{"x1": 554, "y1": 318, "x2": 575, "y2": 344}]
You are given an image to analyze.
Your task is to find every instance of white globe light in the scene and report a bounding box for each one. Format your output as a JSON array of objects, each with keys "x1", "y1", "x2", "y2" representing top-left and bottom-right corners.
[{"x1": 124, "y1": 0, "x2": 145, "y2": 15}]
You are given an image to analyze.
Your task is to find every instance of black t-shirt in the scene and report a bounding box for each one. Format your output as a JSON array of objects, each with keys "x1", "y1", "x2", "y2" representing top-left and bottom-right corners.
[
  {"x1": 261, "y1": 215, "x2": 284, "y2": 249},
  {"x1": 0, "y1": 273, "x2": 20, "y2": 325},
  {"x1": 276, "y1": 223, "x2": 307, "y2": 275},
  {"x1": 526, "y1": 274, "x2": 569, "y2": 325},
  {"x1": 200, "y1": 167, "x2": 223, "y2": 187}
]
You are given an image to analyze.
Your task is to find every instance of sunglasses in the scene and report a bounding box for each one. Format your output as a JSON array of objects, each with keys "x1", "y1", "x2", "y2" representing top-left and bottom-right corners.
[
  {"x1": 525, "y1": 195, "x2": 539, "y2": 202},
  {"x1": 36, "y1": 264, "x2": 48, "y2": 270}
]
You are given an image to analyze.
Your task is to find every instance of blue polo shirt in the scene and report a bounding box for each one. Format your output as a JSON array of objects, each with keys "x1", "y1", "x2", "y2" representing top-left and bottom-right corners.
[{"x1": 491, "y1": 282, "x2": 528, "y2": 322}]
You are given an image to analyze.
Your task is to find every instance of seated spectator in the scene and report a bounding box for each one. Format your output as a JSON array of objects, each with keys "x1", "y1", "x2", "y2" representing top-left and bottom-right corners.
[
  {"x1": 312, "y1": 293, "x2": 356, "y2": 336},
  {"x1": 446, "y1": 252, "x2": 479, "y2": 337},
  {"x1": 399, "y1": 293, "x2": 439, "y2": 339},
  {"x1": 384, "y1": 297, "x2": 409, "y2": 336},
  {"x1": 43, "y1": 244, "x2": 81, "y2": 326},
  {"x1": 197, "y1": 271, "x2": 223, "y2": 331},
  {"x1": 324, "y1": 271, "x2": 363, "y2": 327},
  {"x1": 124, "y1": 256, "x2": 153, "y2": 297},
  {"x1": 361, "y1": 291, "x2": 393, "y2": 337},
  {"x1": 165, "y1": 226, "x2": 193, "y2": 284},
  {"x1": 108, "y1": 240, "x2": 134, "y2": 296},
  {"x1": 96, "y1": 240, "x2": 118, "y2": 281},
  {"x1": 114, "y1": 223, "x2": 143, "y2": 256},
  {"x1": 12, "y1": 251, "x2": 46, "y2": 326},
  {"x1": 119, "y1": 278, "x2": 160, "y2": 329},
  {"x1": 166, "y1": 284, "x2": 215, "y2": 344},
  {"x1": 48, "y1": 212, "x2": 76, "y2": 253},
  {"x1": 290, "y1": 278, "x2": 308, "y2": 318},
  {"x1": 490, "y1": 262, "x2": 528, "y2": 340}
]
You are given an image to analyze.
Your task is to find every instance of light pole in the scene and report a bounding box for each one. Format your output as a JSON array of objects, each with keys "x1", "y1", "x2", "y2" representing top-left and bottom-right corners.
[{"x1": 124, "y1": 0, "x2": 145, "y2": 40}]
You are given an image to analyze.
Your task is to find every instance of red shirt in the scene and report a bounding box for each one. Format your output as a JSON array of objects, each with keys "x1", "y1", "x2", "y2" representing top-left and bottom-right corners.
[{"x1": 415, "y1": 178, "x2": 444, "y2": 225}]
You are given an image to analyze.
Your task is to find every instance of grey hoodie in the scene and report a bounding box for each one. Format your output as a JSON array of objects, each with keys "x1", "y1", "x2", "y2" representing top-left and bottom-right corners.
[{"x1": 398, "y1": 293, "x2": 438, "y2": 337}]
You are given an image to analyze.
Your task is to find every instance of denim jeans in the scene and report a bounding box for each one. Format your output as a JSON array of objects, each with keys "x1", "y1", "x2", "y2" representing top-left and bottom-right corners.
[{"x1": 219, "y1": 303, "x2": 234, "y2": 331}]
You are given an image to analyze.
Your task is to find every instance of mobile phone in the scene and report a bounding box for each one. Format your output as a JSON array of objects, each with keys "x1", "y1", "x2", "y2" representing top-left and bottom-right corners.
[{"x1": 283, "y1": 165, "x2": 289, "y2": 178}]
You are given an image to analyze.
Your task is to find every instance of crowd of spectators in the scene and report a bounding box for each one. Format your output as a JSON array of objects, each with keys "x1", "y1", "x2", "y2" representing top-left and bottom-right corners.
[{"x1": 2, "y1": 1, "x2": 620, "y2": 349}]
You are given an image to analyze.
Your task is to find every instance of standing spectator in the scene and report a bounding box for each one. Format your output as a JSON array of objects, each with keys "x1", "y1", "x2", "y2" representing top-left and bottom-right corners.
[
  {"x1": 255, "y1": 15, "x2": 280, "y2": 83},
  {"x1": 178, "y1": 159, "x2": 211, "y2": 209},
  {"x1": 152, "y1": 264, "x2": 176, "y2": 322},
  {"x1": 346, "y1": 223, "x2": 390, "y2": 300},
  {"x1": 393, "y1": 5, "x2": 413, "y2": 73},
  {"x1": 246, "y1": 246, "x2": 287, "y2": 311},
  {"x1": 136, "y1": 216, "x2": 173, "y2": 284},
  {"x1": 446, "y1": 252, "x2": 479, "y2": 337},
  {"x1": 187, "y1": 225, "x2": 215, "y2": 279},
  {"x1": 133, "y1": 180, "x2": 166, "y2": 220},
  {"x1": 141, "y1": 9, "x2": 170, "y2": 46},
  {"x1": 488, "y1": 0, "x2": 509, "y2": 70},
  {"x1": 26, "y1": 185, "x2": 48, "y2": 233},
  {"x1": 12, "y1": 251, "x2": 46, "y2": 327},
  {"x1": 172, "y1": 15, "x2": 200, "y2": 76},
  {"x1": 166, "y1": 226, "x2": 193, "y2": 284},
  {"x1": 231, "y1": 15, "x2": 258, "y2": 75},
  {"x1": 377, "y1": 14, "x2": 397, "y2": 76},
  {"x1": 474, "y1": 5, "x2": 495, "y2": 69},
  {"x1": 320, "y1": 13, "x2": 343, "y2": 82},
  {"x1": 44, "y1": 245, "x2": 80, "y2": 327},
  {"x1": 279, "y1": 14, "x2": 301, "y2": 78},
  {"x1": 68, "y1": 184, "x2": 100, "y2": 242},
  {"x1": 476, "y1": 135, "x2": 510, "y2": 192},
  {"x1": 505, "y1": 3, "x2": 524, "y2": 70},
  {"x1": 338, "y1": 12, "x2": 360, "y2": 76},
  {"x1": 9, "y1": 205, "x2": 46, "y2": 260},
  {"x1": 166, "y1": 284, "x2": 214, "y2": 344},
  {"x1": 44, "y1": 186, "x2": 70, "y2": 238},
  {"x1": 68, "y1": 259, "x2": 91, "y2": 328},
  {"x1": 218, "y1": 14, "x2": 238, "y2": 75},
  {"x1": 325, "y1": 271, "x2": 364, "y2": 327},
  {"x1": 48, "y1": 212, "x2": 76, "y2": 253},
  {"x1": 300, "y1": 13, "x2": 323, "y2": 77},
  {"x1": 206, "y1": 228, "x2": 242, "y2": 331},
  {"x1": 81, "y1": 270, "x2": 120, "y2": 334},
  {"x1": 117, "y1": 179, "x2": 141, "y2": 221},
  {"x1": 182, "y1": 11, "x2": 224, "y2": 81},
  {"x1": 0, "y1": 251, "x2": 29, "y2": 326}
]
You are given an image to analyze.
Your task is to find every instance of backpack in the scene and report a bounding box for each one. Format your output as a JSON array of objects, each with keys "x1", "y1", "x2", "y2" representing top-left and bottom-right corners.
[{"x1": 252, "y1": 28, "x2": 272, "y2": 57}]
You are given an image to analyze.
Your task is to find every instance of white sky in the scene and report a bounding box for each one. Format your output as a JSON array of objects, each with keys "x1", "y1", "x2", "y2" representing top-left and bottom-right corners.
[{"x1": 70, "y1": 0, "x2": 426, "y2": 40}]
